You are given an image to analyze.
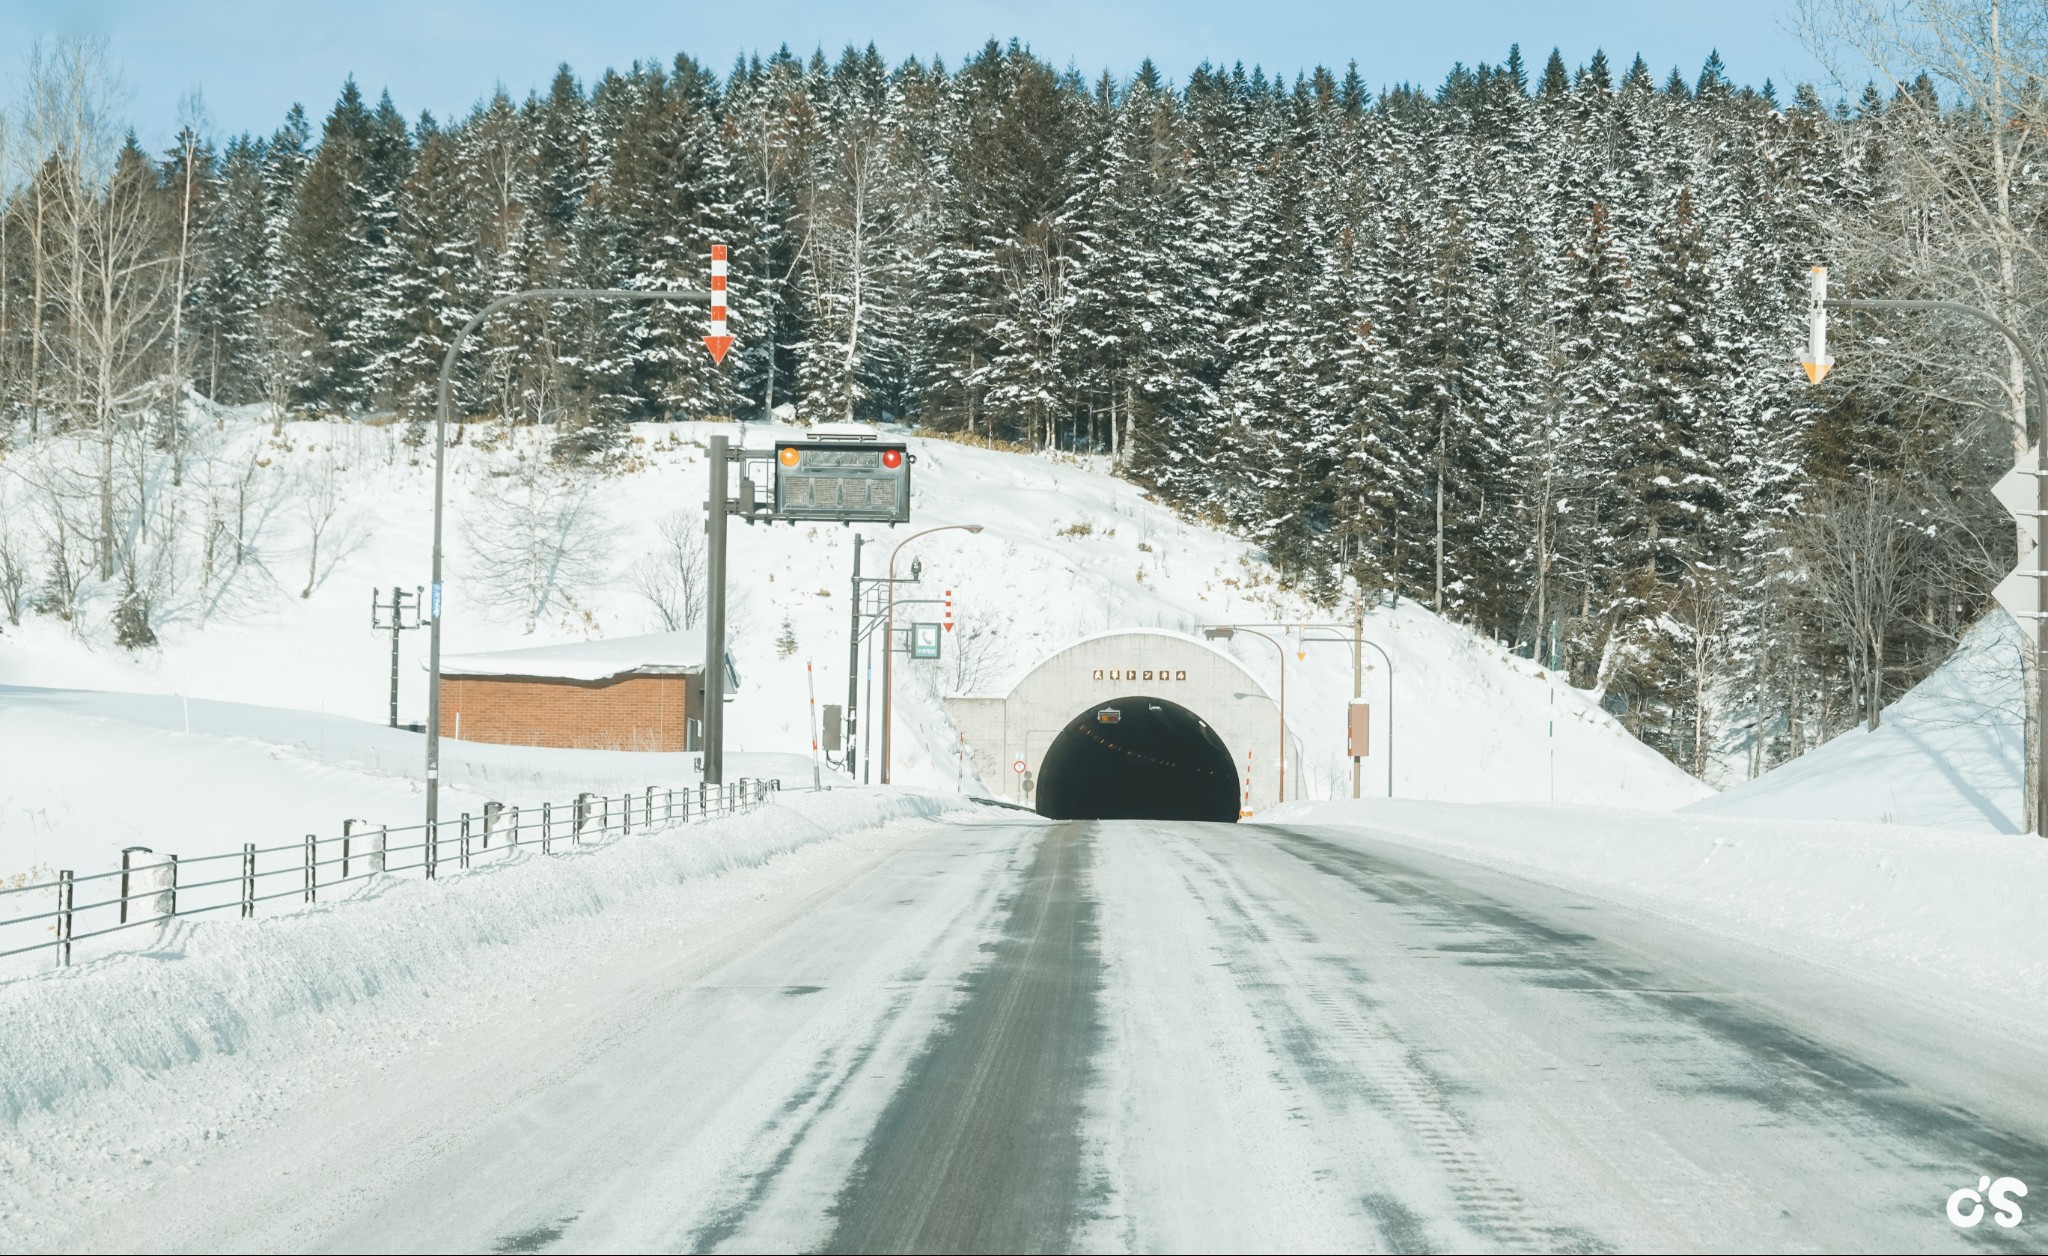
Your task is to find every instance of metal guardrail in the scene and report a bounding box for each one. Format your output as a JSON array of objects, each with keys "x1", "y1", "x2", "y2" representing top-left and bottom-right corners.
[{"x1": 0, "y1": 778, "x2": 780, "y2": 975}]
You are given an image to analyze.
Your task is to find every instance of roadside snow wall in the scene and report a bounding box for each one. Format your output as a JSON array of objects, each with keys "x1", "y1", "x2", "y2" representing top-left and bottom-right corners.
[{"x1": 0, "y1": 790, "x2": 961, "y2": 1128}]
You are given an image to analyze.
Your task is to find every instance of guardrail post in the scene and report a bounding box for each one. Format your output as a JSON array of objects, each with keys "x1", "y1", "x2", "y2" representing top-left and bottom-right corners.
[
  {"x1": 575, "y1": 792, "x2": 595, "y2": 845},
  {"x1": 241, "y1": 844, "x2": 255, "y2": 916},
  {"x1": 542, "y1": 802, "x2": 553, "y2": 855},
  {"x1": 342, "y1": 818, "x2": 372, "y2": 878},
  {"x1": 646, "y1": 786, "x2": 656, "y2": 828},
  {"x1": 304, "y1": 834, "x2": 317, "y2": 903},
  {"x1": 621, "y1": 792, "x2": 630, "y2": 836},
  {"x1": 506, "y1": 805, "x2": 520, "y2": 849},
  {"x1": 366, "y1": 826, "x2": 387, "y2": 874},
  {"x1": 118, "y1": 846, "x2": 154, "y2": 924},
  {"x1": 56, "y1": 871, "x2": 73, "y2": 967},
  {"x1": 483, "y1": 801, "x2": 503, "y2": 850},
  {"x1": 132, "y1": 855, "x2": 177, "y2": 926},
  {"x1": 461, "y1": 812, "x2": 472, "y2": 870}
]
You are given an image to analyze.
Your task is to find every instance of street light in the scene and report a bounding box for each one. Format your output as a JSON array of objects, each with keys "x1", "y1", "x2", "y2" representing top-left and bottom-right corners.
[
  {"x1": 424, "y1": 287, "x2": 710, "y2": 856},
  {"x1": 879, "y1": 523, "x2": 985, "y2": 785},
  {"x1": 1290, "y1": 624, "x2": 1395, "y2": 799},
  {"x1": 1201, "y1": 624, "x2": 1288, "y2": 805},
  {"x1": 1214, "y1": 620, "x2": 1393, "y2": 799}
]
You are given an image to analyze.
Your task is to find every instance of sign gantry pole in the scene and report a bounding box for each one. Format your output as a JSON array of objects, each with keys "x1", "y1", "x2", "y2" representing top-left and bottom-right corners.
[{"x1": 703, "y1": 433, "x2": 730, "y2": 786}]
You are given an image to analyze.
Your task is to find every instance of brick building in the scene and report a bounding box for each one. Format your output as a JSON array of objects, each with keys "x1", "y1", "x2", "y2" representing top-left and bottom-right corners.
[{"x1": 437, "y1": 633, "x2": 736, "y2": 752}]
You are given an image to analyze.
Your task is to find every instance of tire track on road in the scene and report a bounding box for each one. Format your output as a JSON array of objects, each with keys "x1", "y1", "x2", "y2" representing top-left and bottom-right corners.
[{"x1": 823, "y1": 822, "x2": 1102, "y2": 1255}]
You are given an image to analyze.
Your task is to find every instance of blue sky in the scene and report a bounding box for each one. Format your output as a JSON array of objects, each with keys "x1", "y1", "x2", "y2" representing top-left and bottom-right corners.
[{"x1": 6, "y1": 1, "x2": 1835, "y2": 145}]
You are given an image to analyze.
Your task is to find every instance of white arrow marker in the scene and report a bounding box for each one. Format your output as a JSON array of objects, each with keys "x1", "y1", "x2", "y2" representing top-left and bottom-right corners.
[{"x1": 1801, "y1": 265, "x2": 1834, "y2": 384}]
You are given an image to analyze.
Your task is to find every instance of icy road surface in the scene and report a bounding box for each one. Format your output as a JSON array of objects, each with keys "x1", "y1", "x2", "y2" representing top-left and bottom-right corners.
[{"x1": 47, "y1": 818, "x2": 2048, "y2": 1253}]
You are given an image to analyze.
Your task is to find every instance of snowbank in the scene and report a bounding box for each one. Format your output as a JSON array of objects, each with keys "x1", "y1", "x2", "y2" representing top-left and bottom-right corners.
[
  {"x1": 1261, "y1": 797, "x2": 2048, "y2": 1036},
  {"x1": 0, "y1": 788, "x2": 966, "y2": 1128},
  {"x1": 1690, "y1": 615, "x2": 2027, "y2": 833},
  {"x1": 439, "y1": 630, "x2": 708, "y2": 681}
]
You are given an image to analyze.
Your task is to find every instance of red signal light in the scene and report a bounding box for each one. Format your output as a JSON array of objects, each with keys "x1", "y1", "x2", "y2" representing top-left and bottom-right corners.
[{"x1": 881, "y1": 448, "x2": 904, "y2": 469}]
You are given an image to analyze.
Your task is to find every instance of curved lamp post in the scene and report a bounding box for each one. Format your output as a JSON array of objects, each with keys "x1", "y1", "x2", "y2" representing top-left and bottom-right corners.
[
  {"x1": 1201, "y1": 624, "x2": 1288, "y2": 805},
  {"x1": 879, "y1": 523, "x2": 985, "y2": 785},
  {"x1": 425, "y1": 288, "x2": 710, "y2": 851}
]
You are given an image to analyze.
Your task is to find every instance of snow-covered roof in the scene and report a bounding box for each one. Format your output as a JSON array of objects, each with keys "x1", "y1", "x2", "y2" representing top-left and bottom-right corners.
[{"x1": 438, "y1": 632, "x2": 708, "y2": 682}]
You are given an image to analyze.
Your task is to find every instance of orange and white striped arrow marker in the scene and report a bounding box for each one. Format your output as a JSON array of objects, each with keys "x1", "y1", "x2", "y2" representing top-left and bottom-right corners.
[
  {"x1": 704, "y1": 243, "x2": 733, "y2": 364},
  {"x1": 944, "y1": 589, "x2": 954, "y2": 633}
]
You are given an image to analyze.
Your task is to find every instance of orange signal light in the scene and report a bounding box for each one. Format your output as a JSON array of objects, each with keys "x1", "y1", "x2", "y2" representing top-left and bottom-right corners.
[{"x1": 778, "y1": 447, "x2": 800, "y2": 467}]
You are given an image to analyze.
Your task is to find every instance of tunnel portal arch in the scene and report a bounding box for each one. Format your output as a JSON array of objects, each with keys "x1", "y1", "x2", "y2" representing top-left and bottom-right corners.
[
  {"x1": 1036, "y1": 694, "x2": 1240, "y2": 821},
  {"x1": 944, "y1": 630, "x2": 1281, "y2": 817}
]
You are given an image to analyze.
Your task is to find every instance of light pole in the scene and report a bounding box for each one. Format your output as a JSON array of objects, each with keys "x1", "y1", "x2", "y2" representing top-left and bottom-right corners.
[
  {"x1": 425, "y1": 287, "x2": 710, "y2": 848},
  {"x1": 879, "y1": 523, "x2": 984, "y2": 784},
  {"x1": 1289, "y1": 624, "x2": 1395, "y2": 799},
  {"x1": 1808, "y1": 276, "x2": 2048, "y2": 834},
  {"x1": 1201, "y1": 625, "x2": 1288, "y2": 804}
]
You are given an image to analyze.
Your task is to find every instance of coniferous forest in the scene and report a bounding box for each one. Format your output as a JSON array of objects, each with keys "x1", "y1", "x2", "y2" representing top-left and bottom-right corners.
[{"x1": 0, "y1": 30, "x2": 2037, "y2": 782}]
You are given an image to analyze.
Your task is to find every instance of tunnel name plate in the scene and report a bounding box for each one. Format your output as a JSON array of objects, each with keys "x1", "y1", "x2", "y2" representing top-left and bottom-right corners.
[{"x1": 1092, "y1": 668, "x2": 1187, "y2": 682}]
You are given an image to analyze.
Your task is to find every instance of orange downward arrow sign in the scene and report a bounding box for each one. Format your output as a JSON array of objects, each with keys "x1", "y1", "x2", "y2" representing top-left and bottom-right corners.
[{"x1": 704, "y1": 334, "x2": 733, "y2": 364}]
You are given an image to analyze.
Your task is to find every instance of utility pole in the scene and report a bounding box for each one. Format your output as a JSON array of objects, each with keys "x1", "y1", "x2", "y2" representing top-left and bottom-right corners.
[
  {"x1": 1230, "y1": 619, "x2": 1395, "y2": 799},
  {"x1": 1352, "y1": 590, "x2": 1365, "y2": 799},
  {"x1": 370, "y1": 586, "x2": 423, "y2": 729},
  {"x1": 703, "y1": 434, "x2": 730, "y2": 786},
  {"x1": 1802, "y1": 266, "x2": 2048, "y2": 834},
  {"x1": 846, "y1": 533, "x2": 863, "y2": 778}
]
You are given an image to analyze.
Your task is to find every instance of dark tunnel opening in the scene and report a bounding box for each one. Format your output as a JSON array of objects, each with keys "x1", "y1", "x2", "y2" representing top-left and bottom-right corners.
[{"x1": 1035, "y1": 695, "x2": 1239, "y2": 822}]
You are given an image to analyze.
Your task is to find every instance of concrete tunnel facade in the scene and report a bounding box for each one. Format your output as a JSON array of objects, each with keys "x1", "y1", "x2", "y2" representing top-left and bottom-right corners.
[{"x1": 944, "y1": 630, "x2": 1283, "y2": 817}]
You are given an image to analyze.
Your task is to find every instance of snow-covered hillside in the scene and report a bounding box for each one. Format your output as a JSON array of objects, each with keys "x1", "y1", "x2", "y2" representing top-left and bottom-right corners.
[
  {"x1": 1690, "y1": 615, "x2": 2027, "y2": 833},
  {"x1": 0, "y1": 413, "x2": 1703, "y2": 878}
]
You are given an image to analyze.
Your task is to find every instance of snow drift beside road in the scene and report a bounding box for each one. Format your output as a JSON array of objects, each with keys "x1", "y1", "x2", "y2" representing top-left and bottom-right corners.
[
  {"x1": 1689, "y1": 615, "x2": 2027, "y2": 833},
  {"x1": 0, "y1": 789, "x2": 963, "y2": 1130},
  {"x1": 1262, "y1": 797, "x2": 2048, "y2": 1038}
]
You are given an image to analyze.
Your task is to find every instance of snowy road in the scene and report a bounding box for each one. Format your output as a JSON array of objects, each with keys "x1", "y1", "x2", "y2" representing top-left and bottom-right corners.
[{"x1": 44, "y1": 816, "x2": 2048, "y2": 1253}]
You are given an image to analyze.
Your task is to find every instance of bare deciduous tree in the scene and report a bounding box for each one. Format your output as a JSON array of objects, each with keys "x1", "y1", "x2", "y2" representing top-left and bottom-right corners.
[
  {"x1": 297, "y1": 441, "x2": 345, "y2": 598},
  {"x1": 1785, "y1": 475, "x2": 1928, "y2": 731},
  {"x1": 461, "y1": 457, "x2": 613, "y2": 633},
  {"x1": 630, "y1": 508, "x2": 707, "y2": 631}
]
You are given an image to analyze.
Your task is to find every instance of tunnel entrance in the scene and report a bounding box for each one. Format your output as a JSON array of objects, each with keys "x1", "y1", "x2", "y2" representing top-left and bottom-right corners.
[{"x1": 1036, "y1": 695, "x2": 1239, "y2": 822}]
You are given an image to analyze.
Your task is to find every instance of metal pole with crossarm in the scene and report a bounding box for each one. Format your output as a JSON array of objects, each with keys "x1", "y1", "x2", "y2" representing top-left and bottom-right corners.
[
  {"x1": 426, "y1": 287, "x2": 710, "y2": 843},
  {"x1": 1805, "y1": 268, "x2": 2048, "y2": 834},
  {"x1": 1224, "y1": 620, "x2": 1394, "y2": 800}
]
